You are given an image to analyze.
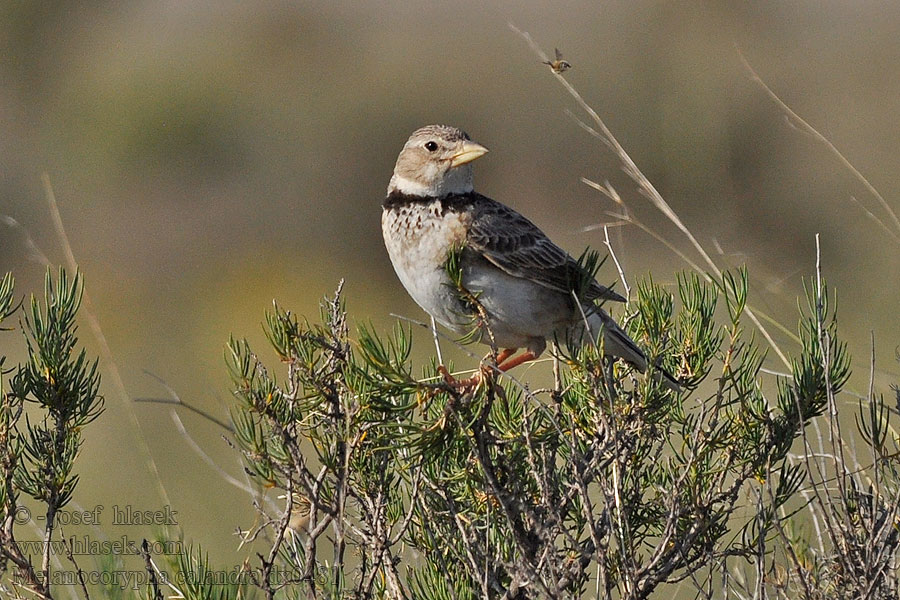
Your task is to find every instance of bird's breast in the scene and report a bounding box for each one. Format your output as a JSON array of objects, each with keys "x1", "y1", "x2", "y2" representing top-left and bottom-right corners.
[
  {"x1": 382, "y1": 200, "x2": 469, "y2": 266},
  {"x1": 382, "y1": 201, "x2": 471, "y2": 331}
]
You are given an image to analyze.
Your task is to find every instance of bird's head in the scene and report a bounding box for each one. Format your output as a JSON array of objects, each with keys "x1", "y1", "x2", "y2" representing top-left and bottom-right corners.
[{"x1": 388, "y1": 125, "x2": 489, "y2": 198}]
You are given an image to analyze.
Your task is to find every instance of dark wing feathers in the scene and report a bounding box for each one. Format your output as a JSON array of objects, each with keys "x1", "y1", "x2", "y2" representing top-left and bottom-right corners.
[{"x1": 465, "y1": 196, "x2": 625, "y2": 303}]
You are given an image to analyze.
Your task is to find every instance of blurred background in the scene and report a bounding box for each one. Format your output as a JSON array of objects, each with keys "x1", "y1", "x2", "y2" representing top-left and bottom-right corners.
[{"x1": 2, "y1": 0, "x2": 899, "y2": 588}]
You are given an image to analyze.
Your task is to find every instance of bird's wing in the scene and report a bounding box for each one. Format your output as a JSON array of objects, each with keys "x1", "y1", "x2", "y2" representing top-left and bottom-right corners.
[
  {"x1": 554, "y1": 48, "x2": 564, "y2": 61},
  {"x1": 465, "y1": 195, "x2": 625, "y2": 303}
]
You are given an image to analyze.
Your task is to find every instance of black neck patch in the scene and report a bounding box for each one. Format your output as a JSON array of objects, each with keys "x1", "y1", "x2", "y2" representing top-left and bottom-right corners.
[
  {"x1": 383, "y1": 190, "x2": 483, "y2": 212},
  {"x1": 382, "y1": 190, "x2": 433, "y2": 209}
]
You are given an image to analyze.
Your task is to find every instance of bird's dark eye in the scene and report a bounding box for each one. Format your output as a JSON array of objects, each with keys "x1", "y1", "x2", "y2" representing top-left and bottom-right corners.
[{"x1": 424, "y1": 141, "x2": 438, "y2": 152}]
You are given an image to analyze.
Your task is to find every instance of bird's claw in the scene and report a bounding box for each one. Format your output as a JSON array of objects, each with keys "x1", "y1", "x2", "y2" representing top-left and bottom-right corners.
[{"x1": 437, "y1": 365, "x2": 482, "y2": 390}]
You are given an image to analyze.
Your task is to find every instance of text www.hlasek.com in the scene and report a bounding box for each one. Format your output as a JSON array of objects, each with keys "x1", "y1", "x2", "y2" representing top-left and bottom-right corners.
[{"x1": 13, "y1": 537, "x2": 181, "y2": 557}]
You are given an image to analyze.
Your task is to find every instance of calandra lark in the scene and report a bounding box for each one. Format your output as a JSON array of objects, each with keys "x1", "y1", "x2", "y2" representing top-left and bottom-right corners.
[{"x1": 382, "y1": 125, "x2": 679, "y2": 391}]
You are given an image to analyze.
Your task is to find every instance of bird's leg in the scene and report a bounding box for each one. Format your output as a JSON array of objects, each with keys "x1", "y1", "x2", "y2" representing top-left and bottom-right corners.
[
  {"x1": 494, "y1": 348, "x2": 516, "y2": 365},
  {"x1": 497, "y1": 350, "x2": 539, "y2": 372}
]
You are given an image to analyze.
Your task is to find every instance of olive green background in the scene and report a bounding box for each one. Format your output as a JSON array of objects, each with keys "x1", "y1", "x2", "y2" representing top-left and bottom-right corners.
[{"x1": 1, "y1": 0, "x2": 898, "y2": 591}]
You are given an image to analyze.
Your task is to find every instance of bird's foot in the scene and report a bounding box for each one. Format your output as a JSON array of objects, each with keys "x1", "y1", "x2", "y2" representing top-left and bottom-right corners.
[
  {"x1": 437, "y1": 365, "x2": 482, "y2": 389},
  {"x1": 436, "y1": 348, "x2": 538, "y2": 390}
]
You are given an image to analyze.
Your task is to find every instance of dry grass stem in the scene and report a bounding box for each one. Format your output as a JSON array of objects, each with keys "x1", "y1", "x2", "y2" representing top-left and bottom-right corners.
[{"x1": 509, "y1": 23, "x2": 791, "y2": 369}]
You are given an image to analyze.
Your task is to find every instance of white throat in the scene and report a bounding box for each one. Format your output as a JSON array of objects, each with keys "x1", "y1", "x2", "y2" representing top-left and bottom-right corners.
[
  {"x1": 389, "y1": 174, "x2": 433, "y2": 197},
  {"x1": 388, "y1": 166, "x2": 474, "y2": 197}
]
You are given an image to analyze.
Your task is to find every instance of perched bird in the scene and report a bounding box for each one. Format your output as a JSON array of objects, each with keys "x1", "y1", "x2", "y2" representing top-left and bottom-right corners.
[
  {"x1": 382, "y1": 125, "x2": 679, "y2": 391},
  {"x1": 543, "y1": 48, "x2": 572, "y2": 74}
]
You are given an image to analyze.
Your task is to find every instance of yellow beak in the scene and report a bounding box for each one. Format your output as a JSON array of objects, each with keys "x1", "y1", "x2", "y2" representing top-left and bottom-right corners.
[{"x1": 449, "y1": 141, "x2": 489, "y2": 168}]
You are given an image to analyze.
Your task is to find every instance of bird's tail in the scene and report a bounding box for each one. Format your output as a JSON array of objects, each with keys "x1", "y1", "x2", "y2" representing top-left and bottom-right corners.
[{"x1": 579, "y1": 310, "x2": 681, "y2": 392}]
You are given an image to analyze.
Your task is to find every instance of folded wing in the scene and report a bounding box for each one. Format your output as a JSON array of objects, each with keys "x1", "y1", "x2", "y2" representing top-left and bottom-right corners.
[{"x1": 466, "y1": 195, "x2": 626, "y2": 303}]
